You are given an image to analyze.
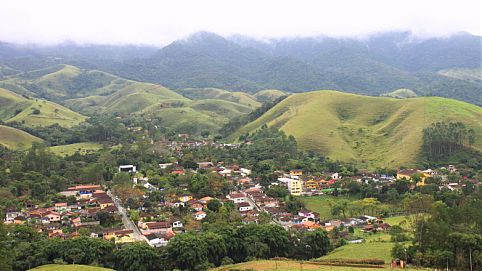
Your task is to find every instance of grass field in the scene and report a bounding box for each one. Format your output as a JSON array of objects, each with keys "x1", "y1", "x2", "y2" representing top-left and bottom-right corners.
[
  {"x1": 232, "y1": 90, "x2": 482, "y2": 168},
  {"x1": 49, "y1": 142, "x2": 103, "y2": 156},
  {"x1": 179, "y1": 87, "x2": 261, "y2": 108},
  {"x1": 29, "y1": 264, "x2": 113, "y2": 271},
  {"x1": 300, "y1": 196, "x2": 403, "y2": 221},
  {"x1": 0, "y1": 87, "x2": 86, "y2": 128},
  {"x1": 321, "y1": 216, "x2": 410, "y2": 263},
  {"x1": 0, "y1": 125, "x2": 43, "y2": 149},
  {"x1": 211, "y1": 260, "x2": 422, "y2": 270},
  {"x1": 300, "y1": 196, "x2": 357, "y2": 220}
]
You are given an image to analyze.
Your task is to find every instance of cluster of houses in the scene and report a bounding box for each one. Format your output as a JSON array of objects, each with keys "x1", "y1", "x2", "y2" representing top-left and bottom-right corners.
[
  {"x1": 5, "y1": 154, "x2": 477, "y2": 250},
  {"x1": 167, "y1": 136, "x2": 241, "y2": 153},
  {"x1": 3, "y1": 185, "x2": 129, "y2": 240}
]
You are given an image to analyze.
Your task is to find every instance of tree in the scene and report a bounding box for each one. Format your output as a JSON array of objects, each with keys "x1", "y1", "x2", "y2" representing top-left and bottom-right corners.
[
  {"x1": 301, "y1": 229, "x2": 331, "y2": 259},
  {"x1": 207, "y1": 199, "x2": 222, "y2": 212},
  {"x1": 64, "y1": 247, "x2": 85, "y2": 265},
  {"x1": 0, "y1": 222, "x2": 13, "y2": 271},
  {"x1": 112, "y1": 172, "x2": 131, "y2": 185},
  {"x1": 330, "y1": 199, "x2": 350, "y2": 218},
  {"x1": 200, "y1": 232, "x2": 227, "y2": 266},
  {"x1": 266, "y1": 186, "x2": 289, "y2": 198},
  {"x1": 285, "y1": 197, "x2": 305, "y2": 214},
  {"x1": 166, "y1": 233, "x2": 208, "y2": 270},
  {"x1": 114, "y1": 243, "x2": 161, "y2": 271}
]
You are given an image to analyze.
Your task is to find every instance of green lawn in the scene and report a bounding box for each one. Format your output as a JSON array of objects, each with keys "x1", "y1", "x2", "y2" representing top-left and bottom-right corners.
[
  {"x1": 321, "y1": 216, "x2": 410, "y2": 263},
  {"x1": 49, "y1": 142, "x2": 103, "y2": 156},
  {"x1": 29, "y1": 264, "x2": 114, "y2": 271},
  {"x1": 322, "y1": 241, "x2": 394, "y2": 263},
  {"x1": 211, "y1": 260, "x2": 422, "y2": 270},
  {"x1": 300, "y1": 196, "x2": 357, "y2": 220}
]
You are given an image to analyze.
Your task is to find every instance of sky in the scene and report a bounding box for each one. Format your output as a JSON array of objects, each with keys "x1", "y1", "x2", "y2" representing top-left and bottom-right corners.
[{"x1": 0, "y1": 0, "x2": 480, "y2": 46}]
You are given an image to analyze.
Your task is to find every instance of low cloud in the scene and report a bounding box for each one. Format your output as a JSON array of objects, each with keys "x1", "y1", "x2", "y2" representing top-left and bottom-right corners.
[{"x1": 0, "y1": 0, "x2": 480, "y2": 45}]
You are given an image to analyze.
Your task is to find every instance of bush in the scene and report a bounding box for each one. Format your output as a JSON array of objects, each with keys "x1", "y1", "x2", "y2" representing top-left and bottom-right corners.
[
  {"x1": 31, "y1": 108, "x2": 41, "y2": 115},
  {"x1": 221, "y1": 256, "x2": 234, "y2": 266},
  {"x1": 53, "y1": 258, "x2": 67, "y2": 265}
]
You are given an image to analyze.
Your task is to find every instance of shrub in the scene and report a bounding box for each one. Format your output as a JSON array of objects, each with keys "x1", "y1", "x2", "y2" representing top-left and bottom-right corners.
[{"x1": 221, "y1": 256, "x2": 234, "y2": 266}]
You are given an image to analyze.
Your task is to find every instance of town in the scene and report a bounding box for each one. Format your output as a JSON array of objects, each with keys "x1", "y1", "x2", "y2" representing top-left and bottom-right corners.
[{"x1": 3, "y1": 135, "x2": 473, "y2": 252}]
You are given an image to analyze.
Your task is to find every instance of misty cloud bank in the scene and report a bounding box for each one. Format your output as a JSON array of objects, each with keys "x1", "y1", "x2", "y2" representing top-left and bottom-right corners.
[{"x1": 0, "y1": 0, "x2": 480, "y2": 46}]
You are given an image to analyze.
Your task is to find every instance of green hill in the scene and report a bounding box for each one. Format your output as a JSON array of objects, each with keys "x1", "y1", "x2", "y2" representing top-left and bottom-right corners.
[
  {"x1": 254, "y1": 89, "x2": 287, "y2": 102},
  {"x1": 139, "y1": 99, "x2": 253, "y2": 134},
  {"x1": 1, "y1": 64, "x2": 121, "y2": 100},
  {"x1": 0, "y1": 87, "x2": 86, "y2": 127},
  {"x1": 381, "y1": 88, "x2": 418, "y2": 99},
  {"x1": 29, "y1": 264, "x2": 114, "y2": 271},
  {"x1": 178, "y1": 88, "x2": 261, "y2": 108},
  {"x1": 232, "y1": 90, "x2": 482, "y2": 167},
  {"x1": 0, "y1": 125, "x2": 42, "y2": 149},
  {"x1": 64, "y1": 81, "x2": 187, "y2": 115}
]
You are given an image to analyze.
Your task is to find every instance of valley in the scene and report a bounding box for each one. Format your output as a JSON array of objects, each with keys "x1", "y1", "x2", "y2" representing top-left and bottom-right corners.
[{"x1": 0, "y1": 28, "x2": 481, "y2": 271}]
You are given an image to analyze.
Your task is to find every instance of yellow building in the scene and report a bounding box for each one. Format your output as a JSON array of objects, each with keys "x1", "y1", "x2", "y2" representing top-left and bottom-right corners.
[
  {"x1": 397, "y1": 169, "x2": 430, "y2": 186},
  {"x1": 178, "y1": 195, "x2": 193, "y2": 203},
  {"x1": 289, "y1": 169, "x2": 303, "y2": 176},
  {"x1": 287, "y1": 179, "x2": 302, "y2": 196},
  {"x1": 103, "y1": 229, "x2": 136, "y2": 243},
  {"x1": 305, "y1": 179, "x2": 319, "y2": 190}
]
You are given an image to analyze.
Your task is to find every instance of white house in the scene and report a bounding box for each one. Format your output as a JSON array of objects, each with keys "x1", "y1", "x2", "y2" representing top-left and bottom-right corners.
[
  {"x1": 119, "y1": 165, "x2": 137, "y2": 173},
  {"x1": 146, "y1": 233, "x2": 172, "y2": 247},
  {"x1": 236, "y1": 202, "x2": 253, "y2": 212},
  {"x1": 240, "y1": 168, "x2": 252, "y2": 176},
  {"x1": 4, "y1": 211, "x2": 23, "y2": 224},
  {"x1": 331, "y1": 172, "x2": 342, "y2": 180},
  {"x1": 194, "y1": 211, "x2": 206, "y2": 220},
  {"x1": 171, "y1": 220, "x2": 183, "y2": 228},
  {"x1": 159, "y1": 163, "x2": 174, "y2": 169},
  {"x1": 227, "y1": 193, "x2": 245, "y2": 203}
]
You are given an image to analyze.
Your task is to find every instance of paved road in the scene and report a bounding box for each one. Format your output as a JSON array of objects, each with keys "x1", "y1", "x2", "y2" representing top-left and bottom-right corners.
[
  {"x1": 244, "y1": 196, "x2": 261, "y2": 211},
  {"x1": 243, "y1": 195, "x2": 281, "y2": 225},
  {"x1": 107, "y1": 190, "x2": 147, "y2": 242}
]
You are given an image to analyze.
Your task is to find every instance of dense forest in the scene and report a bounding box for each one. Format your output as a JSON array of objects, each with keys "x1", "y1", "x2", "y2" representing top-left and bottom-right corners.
[{"x1": 423, "y1": 121, "x2": 476, "y2": 161}]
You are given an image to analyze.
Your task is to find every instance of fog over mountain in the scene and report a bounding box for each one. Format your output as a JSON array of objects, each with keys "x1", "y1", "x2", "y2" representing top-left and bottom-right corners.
[
  {"x1": 0, "y1": 31, "x2": 480, "y2": 105},
  {"x1": 0, "y1": 0, "x2": 480, "y2": 45}
]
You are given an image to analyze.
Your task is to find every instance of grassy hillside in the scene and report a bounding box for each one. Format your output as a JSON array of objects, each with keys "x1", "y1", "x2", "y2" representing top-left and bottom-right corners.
[
  {"x1": 0, "y1": 125, "x2": 43, "y2": 149},
  {"x1": 138, "y1": 99, "x2": 253, "y2": 134},
  {"x1": 29, "y1": 264, "x2": 114, "y2": 271},
  {"x1": 49, "y1": 142, "x2": 103, "y2": 156},
  {"x1": 232, "y1": 90, "x2": 482, "y2": 168},
  {"x1": 254, "y1": 89, "x2": 287, "y2": 102},
  {"x1": 178, "y1": 87, "x2": 261, "y2": 108},
  {"x1": 0, "y1": 87, "x2": 86, "y2": 127},
  {"x1": 65, "y1": 82, "x2": 187, "y2": 115},
  {"x1": 1, "y1": 64, "x2": 120, "y2": 99}
]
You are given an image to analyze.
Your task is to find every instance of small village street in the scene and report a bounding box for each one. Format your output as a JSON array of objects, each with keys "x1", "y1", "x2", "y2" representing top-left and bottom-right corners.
[{"x1": 107, "y1": 190, "x2": 147, "y2": 243}]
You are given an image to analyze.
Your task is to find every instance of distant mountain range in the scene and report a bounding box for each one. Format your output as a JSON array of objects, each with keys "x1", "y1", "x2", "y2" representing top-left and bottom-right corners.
[{"x1": 0, "y1": 31, "x2": 480, "y2": 105}]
